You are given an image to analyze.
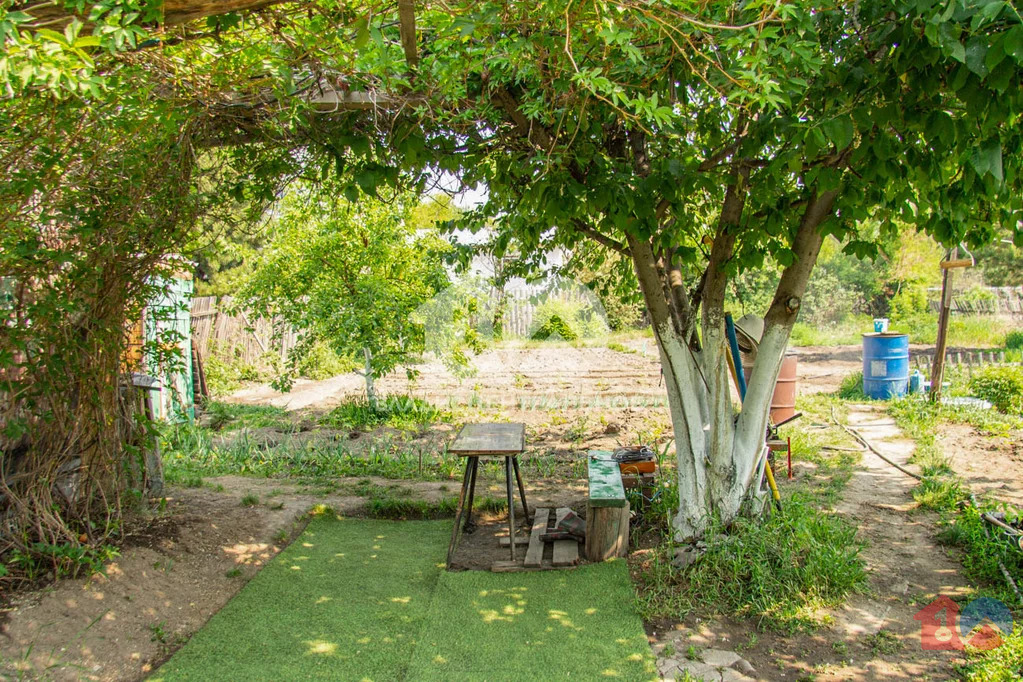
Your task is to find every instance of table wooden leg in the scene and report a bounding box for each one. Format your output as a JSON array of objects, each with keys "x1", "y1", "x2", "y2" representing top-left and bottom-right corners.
[
  {"x1": 512, "y1": 456, "x2": 530, "y2": 524},
  {"x1": 463, "y1": 457, "x2": 479, "y2": 533},
  {"x1": 446, "y1": 457, "x2": 473, "y2": 567},
  {"x1": 505, "y1": 456, "x2": 516, "y2": 561}
]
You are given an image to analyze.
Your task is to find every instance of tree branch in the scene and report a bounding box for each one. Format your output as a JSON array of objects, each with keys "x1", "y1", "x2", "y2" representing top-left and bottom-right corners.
[
  {"x1": 701, "y1": 170, "x2": 747, "y2": 326},
  {"x1": 571, "y1": 220, "x2": 627, "y2": 255},
  {"x1": 763, "y1": 188, "x2": 839, "y2": 330}
]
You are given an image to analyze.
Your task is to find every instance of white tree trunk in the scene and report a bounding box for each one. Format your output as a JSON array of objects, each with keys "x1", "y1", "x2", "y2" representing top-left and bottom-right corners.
[
  {"x1": 656, "y1": 317, "x2": 794, "y2": 540},
  {"x1": 362, "y1": 346, "x2": 378, "y2": 409},
  {"x1": 655, "y1": 321, "x2": 709, "y2": 539}
]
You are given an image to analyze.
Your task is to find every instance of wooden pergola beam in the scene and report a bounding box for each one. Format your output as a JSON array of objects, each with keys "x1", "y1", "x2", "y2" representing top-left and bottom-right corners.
[{"x1": 397, "y1": 0, "x2": 418, "y2": 70}]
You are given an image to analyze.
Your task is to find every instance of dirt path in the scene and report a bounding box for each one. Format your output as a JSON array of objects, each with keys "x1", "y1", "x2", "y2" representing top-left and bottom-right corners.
[{"x1": 818, "y1": 405, "x2": 971, "y2": 679}]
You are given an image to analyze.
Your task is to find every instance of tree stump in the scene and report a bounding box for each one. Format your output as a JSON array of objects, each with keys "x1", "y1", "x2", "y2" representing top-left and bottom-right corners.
[{"x1": 585, "y1": 501, "x2": 630, "y2": 561}]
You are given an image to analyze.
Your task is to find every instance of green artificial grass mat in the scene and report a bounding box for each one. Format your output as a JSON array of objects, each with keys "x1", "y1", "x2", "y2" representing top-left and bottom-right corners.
[
  {"x1": 152, "y1": 517, "x2": 450, "y2": 681},
  {"x1": 153, "y1": 518, "x2": 654, "y2": 681},
  {"x1": 407, "y1": 561, "x2": 656, "y2": 681}
]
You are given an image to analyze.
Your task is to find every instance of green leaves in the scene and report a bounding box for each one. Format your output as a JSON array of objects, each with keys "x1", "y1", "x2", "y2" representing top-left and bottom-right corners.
[
  {"x1": 821, "y1": 115, "x2": 855, "y2": 151},
  {"x1": 970, "y1": 140, "x2": 1003, "y2": 182},
  {"x1": 965, "y1": 36, "x2": 989, "y2": 76},
  {"x1": 1005, "y1": 25, "x2": 1023, "y2": 62}
]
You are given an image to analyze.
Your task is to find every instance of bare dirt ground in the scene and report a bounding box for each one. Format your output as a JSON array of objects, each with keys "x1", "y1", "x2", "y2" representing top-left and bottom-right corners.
[
  {"x1": 940, "y1": 422, "x2": 1023, "y2": 509},
  {"x1": 1, "y1": 342, "x2": 1013, "y2": 681}
]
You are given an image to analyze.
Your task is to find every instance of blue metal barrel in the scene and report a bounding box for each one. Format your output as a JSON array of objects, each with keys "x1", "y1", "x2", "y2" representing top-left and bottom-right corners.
[{"x1": 862, "y1": 333, "x2": 910, "y2": 399}]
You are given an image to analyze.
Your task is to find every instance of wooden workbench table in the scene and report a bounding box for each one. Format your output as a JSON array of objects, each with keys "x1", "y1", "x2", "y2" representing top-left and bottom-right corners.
[{"x1": 446, "y1": 423, "x2": 530, "y2": 565}]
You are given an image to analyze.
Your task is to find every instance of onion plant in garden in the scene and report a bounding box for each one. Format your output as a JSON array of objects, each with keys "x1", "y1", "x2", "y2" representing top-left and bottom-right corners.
[{"x1": 2, "y1": 0, "x2": 1023, "y2": 578}]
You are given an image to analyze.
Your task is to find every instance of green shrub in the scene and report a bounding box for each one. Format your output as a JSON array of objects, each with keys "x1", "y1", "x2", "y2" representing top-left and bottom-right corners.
[
  {"x1": 296, "y1": 340, "x2": 357, "y2": 380},
  {"x1": 970, "y1": 366, "x2": 1023, "y2": 415},
  {"x1": 531, "y1": 313, "x2": 578, "y2": 341},
  {"x1": 889, "y1": 284, "x2": 929, "y2": 321},
  {"x1": 529, "y1": 298, "x2": 608, "y2": 341},
  {"x1": 1005, "y1": 330, "x2": 1023, "y2": 350},
  {"x1": 202, "y1": 344, "x2": 268, "y2": 396},
  {"x1": 321, "y1": 395, "x2": 446, "y2": 430}
]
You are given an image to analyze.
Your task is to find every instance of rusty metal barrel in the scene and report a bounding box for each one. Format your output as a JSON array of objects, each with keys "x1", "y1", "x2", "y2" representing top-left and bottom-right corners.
[{"x1": 744, "y1": 353, "x2": 798, "y2": 423}]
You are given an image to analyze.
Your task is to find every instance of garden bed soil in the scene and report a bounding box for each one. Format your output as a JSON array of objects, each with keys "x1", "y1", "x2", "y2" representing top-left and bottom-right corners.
[{"x1": 938, "y1": 422, "x2": 1023, "y2": 508}]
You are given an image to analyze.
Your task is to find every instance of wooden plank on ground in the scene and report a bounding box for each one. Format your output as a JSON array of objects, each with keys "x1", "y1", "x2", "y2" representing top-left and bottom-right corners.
[
  {"x1": 587, "y1": 451, "x2": 627, "y2": 508},
  {"x1": 523, "y1": 507, "x2": 551, "y2": 568},
  {"x1": 491, "y1": 560, "x2": 541, "y2": 573},
  {"x1": 552, "y1": 507, "x2": 579, "y2": 567},
  {"x1": 498, "y1": 536, "x2": 530, "y2": 547},
  {"x1": 449, "y1": 423, "x2": 525, "y2": 456}
]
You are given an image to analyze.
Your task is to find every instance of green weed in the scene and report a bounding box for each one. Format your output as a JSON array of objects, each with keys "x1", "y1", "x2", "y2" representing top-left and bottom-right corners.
[
  {"x1": 606, "y1": 342, "x2": 636, "y2": 354},
  {"x1": 241, "y1": 494, "x2": 259, "y2": 507},
  {"x1": 867, "y1": 630, "x2": 902, "y2": 656},
  {"x1": 203, "y1": 401, "x2": 292, "y2": 432},
  {"x1": 636, "y1": 493, "x2": 866, "y2": 633},
  {"x1": 6, "y1": 542, "x2": 119, "y2": 582},
  {"x1": 149, "y1": 621, "x2": 168, "y2": 644},
  {"x1": 320, "y1": 395, "x2": 448, "y2": 431},
  {"x1": 837, "y1": 371, "x2": 867, "y2": 401},
  {"x1": 958, "y1": 628, "x2": 1023, "y2": 681},
  {"x1": 970, "y1": 366, "x2": 1023, "y2": 415}
]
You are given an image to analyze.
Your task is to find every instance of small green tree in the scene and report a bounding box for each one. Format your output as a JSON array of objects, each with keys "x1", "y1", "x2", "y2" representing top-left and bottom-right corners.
[{"x1": 240, "y1": 186, "x2": 451, "y2": 406}]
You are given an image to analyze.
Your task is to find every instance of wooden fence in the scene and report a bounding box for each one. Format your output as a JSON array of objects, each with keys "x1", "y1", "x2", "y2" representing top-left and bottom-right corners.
[
  {"x1": 914, "y1": 349, "x2": 1021, "y2": 377},
  {"x1": 927, "y1": 286, "x2": 1023, "y2": 316},
  {"x1": 190, "y1": 296, "x2": 299, "y2": 366}
]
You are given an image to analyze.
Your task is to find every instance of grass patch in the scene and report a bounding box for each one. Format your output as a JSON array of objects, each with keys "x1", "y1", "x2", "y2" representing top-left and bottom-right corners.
[
  {"x1": 365, "y1": 495, "x2": 506, "y2": 520},
  {"x1": 790, "y1": 314, "x2": 872, "y2": 346},
  {"x1": 789, "y1": 313, "x2": 1013, "y2": 347},
  {"x1": 890, "y1": 313, "x2": 1016, "y2": 346},
  {"x1": 161, "y1": 426, "x2": 463, "y2": 482},
  {"x1": 153, "y1": 518, "x2": 450, "y2": 681},
  {"x1": 153, "y1": 518, "x2": 654, "y2": 681},
  {"x1": 202, "y1": 401, "x2": 292, "y2": 432},
  {"x1": 407, "y1": 560, "x2": 655, "y2": 680}
]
